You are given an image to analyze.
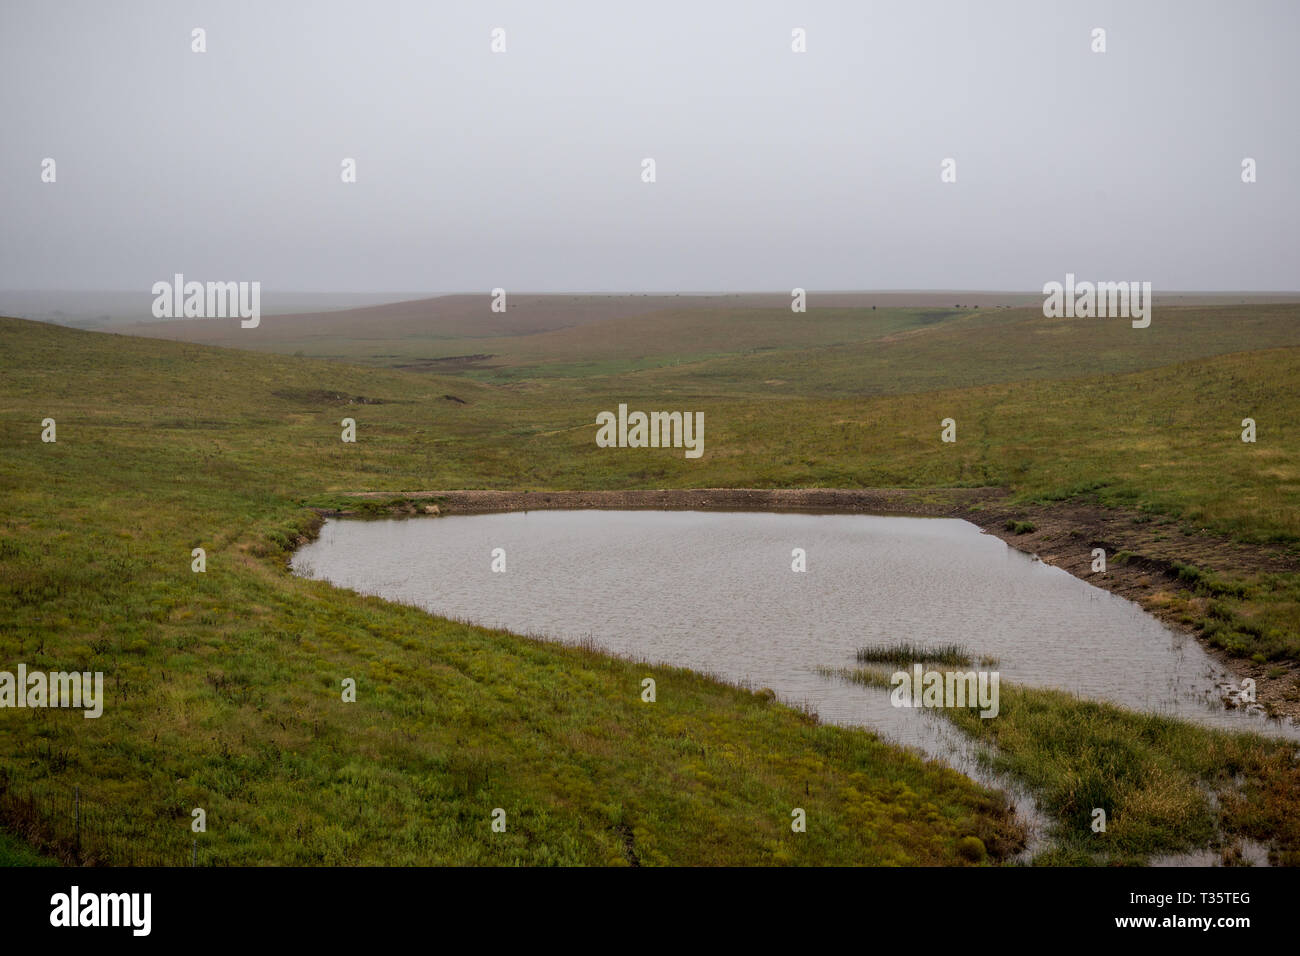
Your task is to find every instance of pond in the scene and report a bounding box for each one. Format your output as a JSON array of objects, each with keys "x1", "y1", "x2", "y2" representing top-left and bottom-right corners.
[{"x1": 291, "y1": 511, "x2": 1293, "y2": 756}]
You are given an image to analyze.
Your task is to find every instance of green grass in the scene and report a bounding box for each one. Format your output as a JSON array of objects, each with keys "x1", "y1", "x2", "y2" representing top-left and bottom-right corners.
[
  {"x1": 134, "y1": 301, "x2": 1300, "y2": 400},
  {"x1": 3, "y1": 302, "x2": 1299, "y2": 865},
  {"x1": 837, "y1": 669, "x2": 1300, "y2": 865},
  {"x1": 1172, "y1": 562, "x2": 1251, "y2": 598},
  {"x1": 856, "y1": 643, "x2": 974, "y2": 667},
  {"x1": 940, "y1": 684, "x2": 1300, "y2": 866},
  {"x1": 0, "y1": 829, "x2": 58, "y2": 867},
  {"x1": 0, "y1": 316, "x2": 1030, "y2": 865}
]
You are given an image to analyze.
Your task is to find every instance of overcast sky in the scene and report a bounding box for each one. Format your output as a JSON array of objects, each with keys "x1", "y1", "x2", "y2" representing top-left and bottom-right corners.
[{"x1": 2, "y1": 0, "x2": 1296, "y2": 293}]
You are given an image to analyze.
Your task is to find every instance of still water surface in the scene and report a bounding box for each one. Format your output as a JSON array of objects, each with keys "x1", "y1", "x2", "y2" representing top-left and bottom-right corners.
[{"x1": 292, "y1": 510, "x2": 1292, "y2": 758}]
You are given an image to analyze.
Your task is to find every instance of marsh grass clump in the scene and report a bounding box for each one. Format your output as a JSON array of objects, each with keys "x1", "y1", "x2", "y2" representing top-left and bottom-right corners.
[
  {"x1": 1174, "y1": 562, "x2": 1250, "y2": 598},
  {"x1": 1004, "y1": 519, "x2": 1037, "y2": 535},
  {"x1": 856, "y1": 642, "x2": 974, "y2": 667},
  {"x1": 1201, "y1": 617, "x2": 1293, "y2": 661},
  {"x1": 939, "y1": 681, "x2": 1300, "y2": 866},
  {"x1": 956, "y1": 835, "x2": 986, "y2": 863}
]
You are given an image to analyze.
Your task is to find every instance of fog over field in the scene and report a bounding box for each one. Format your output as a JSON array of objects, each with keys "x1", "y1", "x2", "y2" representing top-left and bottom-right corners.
[{"x1": 1, "y1": 0, "x2": 1297, "y2": 301}]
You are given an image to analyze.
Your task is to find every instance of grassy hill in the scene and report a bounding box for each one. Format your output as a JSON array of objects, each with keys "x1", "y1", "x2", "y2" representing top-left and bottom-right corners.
[
  {"x1": 2, "y1": 302, "x2": 1299, "y2": 865},
  {"x1": 0, "y1": 316, "x2": 1024, "y2": 865}
]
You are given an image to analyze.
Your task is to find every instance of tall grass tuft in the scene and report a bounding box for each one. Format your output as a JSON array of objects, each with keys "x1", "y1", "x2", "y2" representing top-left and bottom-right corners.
[{"x1": 856, "y1": 642, "x2": 974, "y2": 666}]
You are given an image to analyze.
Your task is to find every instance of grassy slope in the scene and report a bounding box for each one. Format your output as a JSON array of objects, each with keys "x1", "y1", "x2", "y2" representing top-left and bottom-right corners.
[
  {"x1": 134, "y1": 301, "x2": 1300, "y2": 397},
  {"x1": 0, "y1": 317, "x2": 1019, "y2": 865},
  {"x1": 3, "y1": 304, "x2": 1299, "y2": 865},
  {"x1": 127, "y1": 300, "x2": 1300, "y2": 551}
]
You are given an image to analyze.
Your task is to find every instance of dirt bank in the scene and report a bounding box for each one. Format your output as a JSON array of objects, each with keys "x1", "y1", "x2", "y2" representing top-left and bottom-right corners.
[
  {"x1": 330, "y1": 487, "x2": 1300, "y2": 722},
  {"x1": 342, "y1": 486, "x2": 1002, "y2": 515}
]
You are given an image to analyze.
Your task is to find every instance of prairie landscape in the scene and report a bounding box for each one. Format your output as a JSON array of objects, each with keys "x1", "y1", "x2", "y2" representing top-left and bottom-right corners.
[
  {"x1": 2, "y1": 293, "x2": 1299, "y2": 866},
  {"x1": 3, "y1": 1, "x2": 1299, "y2": 905}
]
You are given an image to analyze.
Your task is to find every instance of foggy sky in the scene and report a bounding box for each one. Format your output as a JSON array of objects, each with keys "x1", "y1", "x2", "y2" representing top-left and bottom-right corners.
[{"x1": 2, "y1": 0, "x2": 1296, "y2": 293}]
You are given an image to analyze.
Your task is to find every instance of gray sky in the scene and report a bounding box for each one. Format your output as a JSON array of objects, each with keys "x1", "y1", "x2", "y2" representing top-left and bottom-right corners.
[{"x1": 2, "y1": 0, "x2": 1296, "y2": 293}]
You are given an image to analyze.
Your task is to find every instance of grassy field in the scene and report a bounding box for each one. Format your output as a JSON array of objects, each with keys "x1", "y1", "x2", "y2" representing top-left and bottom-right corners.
[
  {"x1": 3, "y1": 297, "x2": 1299, "y2": 865},
  {"x1": 841, "y1": 666, "x2": 1300, "y2": 866},
  {"x1": 127, "y1": 296, "x2": 1300, "y2": 398},
  {"x1": 1, "y1": 316, "x2": 1029, "y2": 865}
]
